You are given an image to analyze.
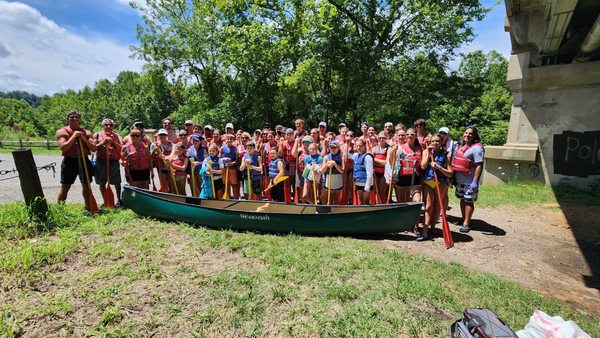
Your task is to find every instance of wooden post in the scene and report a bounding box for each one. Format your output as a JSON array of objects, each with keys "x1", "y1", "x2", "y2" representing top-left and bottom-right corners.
[{"x1": 12, "y1": 148, "x2": 48, "y2": 218}]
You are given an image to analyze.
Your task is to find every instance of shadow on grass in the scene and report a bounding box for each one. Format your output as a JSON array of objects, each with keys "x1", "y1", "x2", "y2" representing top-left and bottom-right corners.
[{"x1": 552, "y1": 183, "x2": 600, "y2": 290}]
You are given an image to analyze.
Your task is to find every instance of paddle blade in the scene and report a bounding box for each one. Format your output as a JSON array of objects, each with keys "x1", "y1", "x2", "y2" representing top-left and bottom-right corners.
[
  {"x1": 89, "y1": 190, "x2": 99, "y2": 213},
  {"x1": 104, "y1": 186, "x2": 115, "y2": 208}
]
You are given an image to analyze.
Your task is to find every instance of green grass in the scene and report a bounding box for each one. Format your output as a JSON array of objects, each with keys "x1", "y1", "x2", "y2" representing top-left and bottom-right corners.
[
  {"x1": 0, "y1": 203, "x2": 598, "y2": 336},
  {"x1": 477, "y1": 180, "x2": 600, "y2": 208},
  {"x1": 0, "y1": 146, "x2": 59, "y2": 156}
]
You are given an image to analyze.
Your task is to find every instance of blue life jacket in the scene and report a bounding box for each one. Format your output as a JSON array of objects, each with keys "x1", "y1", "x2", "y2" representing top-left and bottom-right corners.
[
  {"x1": 327, "y1": 152, "x2": 343, "y2": 175},
  {"x1": 424, "y1": 150, "x2": 448, "y2": 183},
  {"x1": 353, "y1": 153, "x2": 372, "y2": 184},
  {"x1": 221, "y1": 145, "x2": 237, "y2": 163},
  {"x1": 208, "y1": 155, "x2": 221, "y2": 179},
  {"x1": 268, "y1": 158, "x2": 283, "y2": 178},
  {"x1": 243, "y1": 153, "x2": 262, "y2": 181},
  {"x1": 188, "y1": 146, "x2": 205, "y2": 173}
]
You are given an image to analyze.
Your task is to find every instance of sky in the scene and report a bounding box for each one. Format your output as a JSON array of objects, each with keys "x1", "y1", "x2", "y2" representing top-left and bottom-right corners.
[{"x1": 0, "y1": 0, "x2": 511, "y2": 95}]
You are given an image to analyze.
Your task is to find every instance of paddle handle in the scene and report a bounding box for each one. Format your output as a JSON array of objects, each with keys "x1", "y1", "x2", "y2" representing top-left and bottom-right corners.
[{"x1": 429, "y1": 152, "x2": 453, "y2": 248}]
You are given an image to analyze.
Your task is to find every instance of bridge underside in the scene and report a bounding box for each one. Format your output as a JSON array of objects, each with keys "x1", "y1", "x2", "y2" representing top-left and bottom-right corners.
[{"x1": 484, "y1": 0, "x2": 600, "y2": 186}]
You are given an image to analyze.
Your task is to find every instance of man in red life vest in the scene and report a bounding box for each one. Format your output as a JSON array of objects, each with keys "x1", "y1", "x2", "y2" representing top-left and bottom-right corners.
[
  {"x1": 94, "y1": 118, "x2": 123, "y2": 206},
  {"x1": 55, "y1": 111, "x2": 97, "y2": 211}
]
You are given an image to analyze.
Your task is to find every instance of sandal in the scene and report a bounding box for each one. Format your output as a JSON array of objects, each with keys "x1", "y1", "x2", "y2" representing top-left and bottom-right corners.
[{"x1": 459, "y1": 225, "x2": 471, "y2": 233}]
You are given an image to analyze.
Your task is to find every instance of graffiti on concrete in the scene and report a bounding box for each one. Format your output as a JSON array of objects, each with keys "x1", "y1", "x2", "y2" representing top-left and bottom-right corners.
[{"x1": 553, "y1": 131, "x2": 600, "y2": 177}]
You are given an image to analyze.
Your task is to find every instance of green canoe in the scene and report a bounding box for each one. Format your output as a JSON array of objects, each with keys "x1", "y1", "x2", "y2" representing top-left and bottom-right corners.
[{"x1": 122, "y1": 186, "x2": 422, "y2": 235}]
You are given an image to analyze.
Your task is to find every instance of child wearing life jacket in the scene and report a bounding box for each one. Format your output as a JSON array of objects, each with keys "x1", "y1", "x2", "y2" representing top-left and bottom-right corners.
[
  {"x1": 169, "y1": 143, "x2": 189, "y2": 196},
  {"x1": 352, "y1": 139, "x2": 374, "y2": 205},
  {"x1": 390, "y1": 128, "x2": 422, "y2": 204},
  {"x1": 302, "y1": 142, "x2": 323, "y2": 204},
  {"x1": 293, "y1": 136, "x2": 312, "y2": 203},
  {"x1": 267, "y1": 148, "x2": 286, "y2": 202},
  {"x1": 221, "y1": 134, "x2": 239, "y2": 199},
  {"x1": 201, "y1": 144, "x2": 224, "y2": 199},
  {"x1": 240, "y1": 141, "x2": 263, "y2": 200},
  {"x1": 187, "y1": 133, "x2": 205, "y2": 196},
  {"x1": 319, "y1": 140, "x2": 344, "y2": 205},
  {"x1": 418, "y1": 133, "x2": 453, "y2": 241},
  {"x1": 372, "y1": 131, "x2": 390, "y2": 204},
  {"x1": 151, "y1": 129, "x2": 174, "y2": 193}
]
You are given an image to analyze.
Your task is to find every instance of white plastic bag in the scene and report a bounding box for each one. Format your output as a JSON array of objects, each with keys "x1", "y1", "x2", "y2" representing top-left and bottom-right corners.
[{"x1": 516, "y1": 310, "x2": 591, "y2": 338}]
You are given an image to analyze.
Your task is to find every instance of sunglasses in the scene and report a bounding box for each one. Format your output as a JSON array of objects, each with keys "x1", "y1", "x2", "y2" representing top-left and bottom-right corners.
[
  {"x1": 415, "y1": 123, "x2": 425, "y2": 127},
  {"x1": 131, "y1": 134, "x2": 141, "y2": 138},
  {"x1": 68, "y1": 116, "x2": 80, "y2": 120},
  {"x1": 104, "y1": 124, "x2": 113, "y2": 127},
  {"x1": 406, "y1": 133, "x2": 415, "y2": 136},
  {"x1": 163, "y1": 122, "x2": 172, "y2": 125},
  {"x1": 439, "y1": 131, "x2": 448, "y2": 135}
]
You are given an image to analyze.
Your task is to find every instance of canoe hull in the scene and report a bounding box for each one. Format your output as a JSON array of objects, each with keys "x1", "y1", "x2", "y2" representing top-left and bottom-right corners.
[{"x1": 122, "y1": 186, "x2": 421, "y2": 235}]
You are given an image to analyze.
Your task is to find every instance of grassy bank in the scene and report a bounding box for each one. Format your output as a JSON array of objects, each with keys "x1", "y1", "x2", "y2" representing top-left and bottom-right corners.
[
  {"x1": 1, "y1": 203, "x2": 598, "y2": 336},
  {"x1": 477, "y1": 180, "x2": 600, "y2": 208}
]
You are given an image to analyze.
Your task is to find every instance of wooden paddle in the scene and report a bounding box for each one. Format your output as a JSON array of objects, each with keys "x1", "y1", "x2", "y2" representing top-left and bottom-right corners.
[
  {"x1": 429, "y1": 151, "x2": 453, "y2": 249},
  {"x1": 189, "y1": 157, "x2": 197, "y2": 196},
  {"x1": 168, "y1": 157, "x2": 179, "y2": 195},
  {"x1": 150, "y1": 148, "x2": 157, "y2": 191},
  {"x1": 222, "y1": 162, "x2": 230, "y2": 199},
  {"x1": 78, "y1": 141, "x2": 98, "y2": 213},
  {"x1": 327, "y1": 166, "x2": 332, "y2": 205},
  {"x1": 311, "y1": 161, "x2": 318, "y2": 205},
  {"x1": 103, "y1": 149, "x2": 115, "y2": 208},
  {"x1": 247, "y1": 163, "x2": 252, "y2": 200},
  {"x1": 263, "y1": 175, "x2": 289, "y2": 192},
  {"x1": 387, "y1": 148, "x2": 397, "y2": 203},
  {"x1": 294, "y1": 143, "x2": 300, "y2": 204},
  {"x1": 208, "y1": 161, "x2": 216, "y2": 199}
]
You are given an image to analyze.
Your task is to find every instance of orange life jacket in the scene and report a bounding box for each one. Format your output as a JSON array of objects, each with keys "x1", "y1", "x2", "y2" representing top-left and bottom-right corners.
[
  {"x1": 399, "y1": 144, "x2": 421, "y2": 176},
  {"x1": 60, "y1": 126, "x2": 90, "y2": 158},
  {"x1": 171, "y1": 156, "x2": 187, "y2": 176},
  {"x1": 96, "y1": 131, "x2": 121, "y2": 160},
  {"x1": 125, "y1": 143, "x2": 150, "y2": 170},
  {"x1": 451, "y1": 143, "x2": 482, "y2": 174},
  {"x1": 372, "y1": 145, "x2": 388, "y2": 174}
]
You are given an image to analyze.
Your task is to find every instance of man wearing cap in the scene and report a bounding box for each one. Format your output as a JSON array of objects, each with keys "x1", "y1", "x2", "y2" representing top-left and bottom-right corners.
[
  {"x1": 55, "y1": 111, "x2": 97, "y2": 212},
  {"x1": 293, "y1": 119, "x2": 307, "y2": 139},
  {"x1": 384, "y1": 122, "x2": 395, "y2": 145},
  {"x1": 150, "y1": 128, "x2": 174, "y2": 192},
  {"x1": 161, "y1": 118, "x2": 178, "y2": 143},
  {"x1": 123, "y1": 121, "x2": 151, "y2": 147},
  {"x1": 204, "y1": 125, "x2": 214, "y2": 143},
  {"x1": 94, "y1": 118, "x2": 123, "y2": 206},
  {"x1": 184, "y1": 120, "x2": 195, "y2": 141},
  {"x1": 225, "y1": 123, "x2": 235, "y2": 136},
  {"x1": 318, "y1": 122, "x2": 328, "y2": 139}
]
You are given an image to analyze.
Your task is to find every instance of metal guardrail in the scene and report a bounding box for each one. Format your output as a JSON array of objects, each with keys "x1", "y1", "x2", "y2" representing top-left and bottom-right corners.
[{"x1": 0, "y1": 139, "x2": 58, "y2": 149}]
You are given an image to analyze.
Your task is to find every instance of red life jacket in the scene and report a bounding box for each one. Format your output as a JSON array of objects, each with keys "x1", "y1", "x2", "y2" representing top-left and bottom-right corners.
[
  {"x1": 399, "y1": 144, "x2": 421, "y2": 176},
  {"x1": 372, "y1": 145, "x2": 388, "y2": 174},
  {"x1": 298, "y1": 150, "x2": 307, "y2": 172},
  {"x1": 283, "y1": 140, "x2": 296, "y2": 166},
  {"x1": 96, "y1": 131, "x2": 121, "y2": 160},
  {"x1": 60, "y1": 126, "x2": 90, "y2": 158},
  {"x1": 171, "y1": 156, "x2": 187, "y2": 175},
  {"x1": 125, "y1": 143, "x2": 150, "y2": 170},
  {"x1": 451, "y1": 143, "x2": 482, "y2": 174}
]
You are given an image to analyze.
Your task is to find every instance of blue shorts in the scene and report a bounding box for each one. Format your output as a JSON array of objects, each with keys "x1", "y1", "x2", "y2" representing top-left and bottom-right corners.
[{"x1": 455, "y1": 182, "x2": 478, "y2": 202}]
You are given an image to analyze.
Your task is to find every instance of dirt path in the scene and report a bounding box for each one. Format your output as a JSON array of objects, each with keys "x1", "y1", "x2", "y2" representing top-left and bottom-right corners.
[
  {"x1": 375, "y1": 202, "x2": 600, "y2": 314},
  {"x1": 2, "y1": 154, "x2": 599, "y2": 314}
]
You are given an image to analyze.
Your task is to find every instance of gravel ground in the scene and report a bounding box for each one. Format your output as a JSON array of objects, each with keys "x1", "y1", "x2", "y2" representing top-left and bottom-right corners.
[
  {"x1": 0, "y1": 153, "x2": 126, "y2": 204},
  {"x1": 1, "y1": 153, "x2": 599, "y2": 315}
]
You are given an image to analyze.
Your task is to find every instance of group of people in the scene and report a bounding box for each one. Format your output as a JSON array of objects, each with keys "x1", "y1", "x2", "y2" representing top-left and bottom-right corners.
[{"x1": 56, "y1": 111, "x2": 484, "y2": 241}]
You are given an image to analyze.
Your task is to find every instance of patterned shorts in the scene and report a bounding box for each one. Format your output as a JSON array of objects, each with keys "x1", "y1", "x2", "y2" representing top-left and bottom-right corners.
[{"x1": 455, "y1": 182, "x2": 478, "y2": 202}]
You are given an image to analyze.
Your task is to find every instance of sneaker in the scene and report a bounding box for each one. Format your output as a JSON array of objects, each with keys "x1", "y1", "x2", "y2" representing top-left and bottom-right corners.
[
  {"x1": 416, "y1": 235, "x2": 428, "y2": 242},
  {"x1": 459, "y1": 225, "x2": 471, "y2": 233}
]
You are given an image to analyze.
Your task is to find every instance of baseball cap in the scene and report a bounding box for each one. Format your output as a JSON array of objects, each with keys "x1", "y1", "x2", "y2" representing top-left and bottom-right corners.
[
  {"x1": 384, "y1": 122, "x2": 393, "y2": 127},
  {"x1": 338, "y1": 123, "x2": 347, "y2": 128},
  {"x1": 157, "y1": 129, "x2": 168, "y2": 136},
  {"x1": 246, "y1": 141, "x2": 256, "y2": 147},
  {"x1": 133, "y1": 121, "x2": 144, "y2": 128},
  {"x1": 204, "y1": 125, "x2": 213, "y2": 131},
  {"x1": 329, "y1": 140, "x2": 339, "y2": 147},
  {"x1": 191, "y1": 133, "x2": 203, "y2": 141},
  {"x1": 438, "y1": 127, "x2": 450, "y2": 134},
  {"x1": 225, "y1": 123, "x2": 234, "y2": 129},
  {"x1": 184, "y1": 119, "x2": 194, "y2": 125},
  {"x1": 302, "y1": 136, "x2": 313, "y2": 143},
  {"x1": 285, "y1": 128, "x2": 294, "y2": 134},
  {"x1": 319, "y1": 121, "x2": 327, "y2": 128}
]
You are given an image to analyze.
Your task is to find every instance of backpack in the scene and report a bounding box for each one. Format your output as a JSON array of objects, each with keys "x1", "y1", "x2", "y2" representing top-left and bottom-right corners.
[{"x1": 451, "y1": 308, "x2": 517, "y2": 338}]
